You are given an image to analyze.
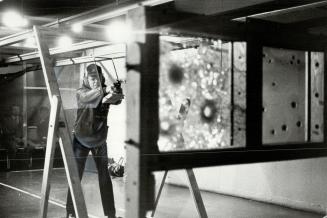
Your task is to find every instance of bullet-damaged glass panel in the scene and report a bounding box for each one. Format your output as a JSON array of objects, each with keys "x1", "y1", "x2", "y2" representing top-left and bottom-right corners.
[{"x1": 158, "y1": 36, "x2": 233, "y2": 151}]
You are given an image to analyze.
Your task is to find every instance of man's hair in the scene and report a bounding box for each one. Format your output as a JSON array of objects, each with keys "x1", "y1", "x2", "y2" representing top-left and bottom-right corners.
[
  {"x1": 87, "y1": 64, "x2": 102, "y2": 77},
  {"x1": 86, "y1": 64, "x2": 105, "y2": 85}
]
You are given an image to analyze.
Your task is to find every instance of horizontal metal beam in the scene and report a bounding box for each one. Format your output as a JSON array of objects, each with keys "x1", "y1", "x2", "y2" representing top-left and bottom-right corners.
[
  {"x1": 0, "y1": 0, "x2": 172, "y2": 48},
  {"x1": 234, "y1": 0, "x2": 327, "y2": 21},
  {"x1": 145, "y1": 143, "x2": 327, "y2": 171},
  {"x1": 1, "y1": 52, "x2": 125, "y2": 74},
  {"x1": 54, "y1": 53, "x2": 125, "y2": 67},
  {"x1": 0, "y1": 46, "x2": 35, "y2": 55},
  {"x1": 175, "y1": 0, "x2": 273, "y2": 15},
  {"x1": 0, "y1": 27, "x2": 111, "y2": 48},
  {"x1": 0, "y1": 26, "x2": 30, "y2": 39},
  {"x1": 160, "y1": 15, "x2": 327, "y2": 51},
  {"x1": 24, "y1": 87, "x2": 76, "y2": 91},
  {"x1": 0, "y1": 30, "x2": 34, "y2": 48},
  {"x1": 43, "y1": 0, "x2": 173, "y2": 27},
  {"x1": 286, "y1": 16, "x2": 327, "y2": 30},
  {"x1": 4, "y1": 40, "x2": 116, "y2": 64},
  {"x1": 245, "y1": 18, "x2": 327, "y2": 51},
  {"x1": 38, "y1": 26, "x2": 110, "y2": 42}
]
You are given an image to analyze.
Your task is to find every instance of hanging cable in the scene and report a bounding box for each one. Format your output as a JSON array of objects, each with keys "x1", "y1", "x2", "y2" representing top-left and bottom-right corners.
[
  {"x1": 91, "y1": 49, "x2": 106, "y2": 87},
  {"x1": 90, "y1": 48, "x2": 123, "y2": 97},
  {"x1": 111, "y1": 58, "x2": 120, "y2": 81}
]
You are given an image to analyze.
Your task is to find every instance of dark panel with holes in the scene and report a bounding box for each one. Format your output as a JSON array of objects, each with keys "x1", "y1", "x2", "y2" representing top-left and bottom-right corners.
[
  {"x1": 311, "y1": 52, "x2": 324, "y2": 142},
  {"x1": 262, "y1": 47, "x2": 306, "y2": 144}
]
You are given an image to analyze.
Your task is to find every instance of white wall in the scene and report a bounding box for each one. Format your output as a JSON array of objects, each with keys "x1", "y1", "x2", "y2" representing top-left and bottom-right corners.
[
  {"x1": 107, "y1": 98, "x2": 126, "y2": 160},
  {"x1": 105, "y1": 56, "x2": 127, "y2": 161},
  {"x1": 165, "y1": 157, "x2": 327, "y2": 214}
]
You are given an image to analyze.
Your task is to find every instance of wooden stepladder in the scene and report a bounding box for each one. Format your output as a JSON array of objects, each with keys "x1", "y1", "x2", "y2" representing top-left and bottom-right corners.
[
  {"x1": 33, "y1": 26, "x2": 88, "y2": 218},
  {"x1": 151, "y1": 169, "x2": 208, "y2": 218}
]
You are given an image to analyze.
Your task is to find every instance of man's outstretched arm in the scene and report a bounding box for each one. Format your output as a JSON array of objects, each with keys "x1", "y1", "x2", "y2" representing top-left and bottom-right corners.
[{"x1": 77, "y1": 87, "x2": 103, "y2": 106}]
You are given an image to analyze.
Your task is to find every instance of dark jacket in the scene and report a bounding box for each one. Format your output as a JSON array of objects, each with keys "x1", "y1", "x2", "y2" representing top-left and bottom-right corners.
[{"x1": 74, "y1": 76, "x2": 110, "y2": 148}]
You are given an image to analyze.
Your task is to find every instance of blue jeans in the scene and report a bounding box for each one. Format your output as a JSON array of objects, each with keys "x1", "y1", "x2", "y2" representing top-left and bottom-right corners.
[{"x1": 66, "y1": 137, "x2": 116, "y2": 217}]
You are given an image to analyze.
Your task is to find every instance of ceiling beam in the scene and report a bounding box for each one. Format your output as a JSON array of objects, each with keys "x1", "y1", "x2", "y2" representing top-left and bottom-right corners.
[
  {"x1": 0, "y1": 25, "x2": 113, "y2": 48},
  {"x1": 0, "y1": 0, "x2": 173, "y2": 48},
  {"x1": 38, "y1": 26, "x2": 109, "y2": 41},
  {"x1": 234, "y1": 0, "x2": 327, "y2": 21},
  {"x1": 175, "y1": 0, "x2": 273, "y2": 15},
  {"x1": 3, "y1": 40, "x2": 117, "y2": 64},
  {"x1": 55, "y1": 53, "x2": 125, "y2": 67},
  {"x1": 285, "y1": 16, "x2": 327, "y2": 30},
  {"x1": 0, "y1": 30, "x2": 34, "y2": 48},
  {"x1": 0, "y1": 46, "x2": 36, "y2": 56},
  {"x1": 43, "y1": 0, "x2": 173, "y2": 27}
]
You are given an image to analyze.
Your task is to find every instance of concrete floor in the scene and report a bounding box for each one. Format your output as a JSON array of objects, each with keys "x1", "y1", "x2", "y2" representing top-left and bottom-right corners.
[{"x1": 0, "y1": 169, "x2": 323, "y2": 218}]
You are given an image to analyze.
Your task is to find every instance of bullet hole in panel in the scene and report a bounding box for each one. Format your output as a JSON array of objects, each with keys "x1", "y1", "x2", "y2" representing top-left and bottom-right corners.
[
  {"x1": 291, "y1": 101, "x2": 297, "y2": 109},
  {"x1": 282, "y1": 124, "x2": 288, "y2": 131}
]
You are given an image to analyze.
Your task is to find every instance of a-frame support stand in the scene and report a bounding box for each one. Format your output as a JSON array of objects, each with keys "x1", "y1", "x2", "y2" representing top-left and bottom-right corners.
[
  {"x1": 33, "y1": 26, "x2": 88, "y2": 218},
  {"x1": 151, "y1": 169, "x2": 208, "y2": 218}
]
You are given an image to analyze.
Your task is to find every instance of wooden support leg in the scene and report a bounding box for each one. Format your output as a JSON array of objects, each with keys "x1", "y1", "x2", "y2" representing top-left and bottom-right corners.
[
  {"x1": 151, "y1": 171, "x2": 168, "y2": 218},
  {"x1": 186, "y1": 169, "x2": 208, "y2": 218},
  {"x1": 34, "y1": 26, "x2": 88, "y2": 218},
  {"x1": 40, "y1": 95, "x2": 61, "y2": 218},
  {"x1": 151, "y1": 170, "x2": 207, "y2": 218}
]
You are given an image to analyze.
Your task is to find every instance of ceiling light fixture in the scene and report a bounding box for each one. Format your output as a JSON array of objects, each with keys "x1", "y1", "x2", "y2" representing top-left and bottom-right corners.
[
  {"x1": 2, "y1": 10, "x2": 28, "y2": 28},
  {"x1": 72, "y1": 23, "x2": 83, "y2": 33},
  {"x1": 105, "y1": 20, "x2": 132, "y2": 43},
  {"x1": 57, "y1": 35, "x2": 73, "y2": 48}
]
